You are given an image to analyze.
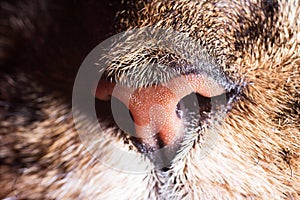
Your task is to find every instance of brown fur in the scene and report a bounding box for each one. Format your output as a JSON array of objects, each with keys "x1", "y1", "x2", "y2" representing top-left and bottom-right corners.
[{"x1": 0, "y1": 0, "x2": 299, "y2": 199}]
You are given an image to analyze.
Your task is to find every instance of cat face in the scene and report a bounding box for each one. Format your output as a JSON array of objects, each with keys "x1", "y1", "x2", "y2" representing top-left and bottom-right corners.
[{"x1": 1, "y1": 0, "x2": 299, "y2": 199}]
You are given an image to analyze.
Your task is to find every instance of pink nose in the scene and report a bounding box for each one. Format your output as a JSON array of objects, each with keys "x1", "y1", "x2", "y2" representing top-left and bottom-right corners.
[
  {"x1": 128, "y1": 83, "x2": 184, "y2": 147},
  {"x1": 95, "y1": 74, "x2": 224, "y2": 148}
]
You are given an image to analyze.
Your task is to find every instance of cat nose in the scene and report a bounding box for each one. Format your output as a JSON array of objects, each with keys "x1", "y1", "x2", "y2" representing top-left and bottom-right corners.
[
  {"x1": 127, "y1": 83, "x2": 185, "y2": 147},
  {"x1": 95, "y1": 74, "x2": 224, "y2": 149}
]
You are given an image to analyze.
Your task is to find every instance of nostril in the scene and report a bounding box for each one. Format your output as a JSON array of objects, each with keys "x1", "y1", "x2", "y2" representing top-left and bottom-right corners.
[
  {"x1": 175, "y1": 92, "x2": 216, "y2": 125},
  {"x1": 196, "y1": 93, "x2": 212, "y2": 113},
  {"x1": 175, "y1": 89, "x2": 213, "y2": 121},
  {"x1": 175, "y1": 103, "x2": 184, "y2": 119},
  {"x1": 110, "y1": 96, "x2": 136, "y2": 136},
  {"x1": 129, "y1": 110, "x2": 135, "y2": 122},
  {"x1": 176, "y1": 93, "x2": 205, "y2": 117}
]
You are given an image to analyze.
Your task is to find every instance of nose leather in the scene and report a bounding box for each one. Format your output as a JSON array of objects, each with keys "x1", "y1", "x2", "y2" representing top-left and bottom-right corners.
[
  {"x1": 95, "y1": 74, "x2": 225, "y2": 149},
  {"x1": 128, "y1": 84, "x2": 184, "y2": 147}
]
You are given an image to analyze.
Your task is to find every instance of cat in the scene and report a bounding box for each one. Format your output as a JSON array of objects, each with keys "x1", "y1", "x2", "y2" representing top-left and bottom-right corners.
[{"x1": 0, "y1": 0, "x2": 299, "y2": 199}]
